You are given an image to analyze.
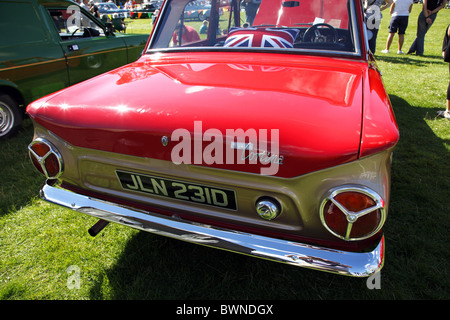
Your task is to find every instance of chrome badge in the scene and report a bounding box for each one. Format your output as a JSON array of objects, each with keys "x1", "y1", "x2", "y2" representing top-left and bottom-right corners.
[{"x1": 161, "y1": 136, "x2": 169, "y2": 146}]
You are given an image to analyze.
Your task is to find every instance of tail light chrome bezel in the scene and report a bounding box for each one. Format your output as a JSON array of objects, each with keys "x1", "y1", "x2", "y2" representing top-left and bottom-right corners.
[
  {"x1": 28, "y1": 138, "x2": 64, "y2": 179},
  {"x1": 319, "y1": 185, "x2": 386, "y2": 241}
]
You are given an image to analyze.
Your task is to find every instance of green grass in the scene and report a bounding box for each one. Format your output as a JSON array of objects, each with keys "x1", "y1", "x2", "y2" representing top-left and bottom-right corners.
[
  {"x1": 125, "y1": 17, "x2": 155, "y2": 34},
  {"x1": 1, "y1": 5, "x2": 449, "y2": 300}
]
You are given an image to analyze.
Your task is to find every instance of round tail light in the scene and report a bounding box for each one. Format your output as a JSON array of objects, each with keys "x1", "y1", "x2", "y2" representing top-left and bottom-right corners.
[
  {"x1": 28, "y1": 139, "x2": 63, "y2": 179},
  {"x1": 320, "y1": 186, "x2": 386, "y2": 241}
]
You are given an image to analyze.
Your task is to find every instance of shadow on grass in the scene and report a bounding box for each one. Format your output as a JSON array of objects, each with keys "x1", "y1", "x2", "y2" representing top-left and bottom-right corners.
[
  {"x1": 0, "y1": 118, "x2": 45, "y2": 216},
  {"x1": 88, "y1": 95, "x2": 448, "y2": 300},
  {"x1": 380, "y1": 95, "x2": 449, "y2": 298},
  {"x1": 88, "y1": 231, "x2": 351, "y2": 300},
  {"x1": 374, "y1": 53, "x2": 447, "y2": 67}
]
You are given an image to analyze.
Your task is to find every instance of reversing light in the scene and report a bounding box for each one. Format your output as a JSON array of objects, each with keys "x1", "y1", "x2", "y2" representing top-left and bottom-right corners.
[
  {"x1": 319, "y1": 186, "x2": 386, "y2": 241},
  {"x1": 28, "y1": 138, "x2": 63, "y2": 179},
  {"x1": 255, "y1": 197, "x2": 281, "y2": 220}
]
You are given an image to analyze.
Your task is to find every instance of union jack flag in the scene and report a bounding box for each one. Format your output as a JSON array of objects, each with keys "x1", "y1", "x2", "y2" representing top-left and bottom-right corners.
[{"x1": 224, "y1": 27, "x2": 299, "y2": 49}]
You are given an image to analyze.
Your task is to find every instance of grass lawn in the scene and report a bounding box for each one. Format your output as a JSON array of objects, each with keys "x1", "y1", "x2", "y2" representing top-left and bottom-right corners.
[{"x1": 0, "y1": 5, "x2": 449, "y2": 301}]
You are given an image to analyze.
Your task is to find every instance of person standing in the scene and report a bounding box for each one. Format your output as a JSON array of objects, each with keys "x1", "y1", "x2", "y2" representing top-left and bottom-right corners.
[
  {"x1": 80, "y1": 0, "x2": 89, "y2": 10},
  {"x1": 365, "y1": 0, "x2": 393, "y2": 54},
  {"x1": 381, "y1": 0, "x2": 413, "y2": 54},
  {"x1": 241, "y1": 0, "x2": 261, "y2": 26},
  {"x1": 89, "y1": 0, "x2": 100, "y2": 18},
  {"x1": 438, "y1": 24, "x2": 450, "y2": 119},
  {"x1": 407, "y1": 0, "x2": 447, "y2": 56}
]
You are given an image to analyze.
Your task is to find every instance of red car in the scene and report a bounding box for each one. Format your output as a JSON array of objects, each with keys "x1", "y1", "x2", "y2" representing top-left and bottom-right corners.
[{"x1": 27, "y1": 0, "x2": 399, "y2": 277}]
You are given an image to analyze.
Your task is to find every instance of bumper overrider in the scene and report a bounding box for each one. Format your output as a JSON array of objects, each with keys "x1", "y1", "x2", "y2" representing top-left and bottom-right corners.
[{"x1": 40, "y1": 180, "x2": 384, "y2": 277}]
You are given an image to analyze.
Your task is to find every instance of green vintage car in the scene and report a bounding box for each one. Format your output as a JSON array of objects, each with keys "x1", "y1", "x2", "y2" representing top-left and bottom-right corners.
[{"x1": 0, "y1": 0, "x2": 149, "y2": 139}]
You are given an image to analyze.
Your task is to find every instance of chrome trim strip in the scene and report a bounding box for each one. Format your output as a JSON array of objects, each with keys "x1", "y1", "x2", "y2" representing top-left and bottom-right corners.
[
  {"x1": 349, "y1": 0, "x2": 362, "y2": 56},
  {"x1": 40, "y1": 181, "x2": 384, "y2": 277}
]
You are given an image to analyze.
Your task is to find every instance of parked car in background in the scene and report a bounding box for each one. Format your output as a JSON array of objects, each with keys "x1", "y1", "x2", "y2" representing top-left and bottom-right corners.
[
  {"x1": 0, "y1": 0, "x2": 149, "y2": 139},
  {"x1": 27, "y1": 0, "x2": 399, "y2": 277},
  {"x1": 97, "y1": 2, "x2": 130, "y2": 19},
  {"x1": 183, "y1": 1, "x2": 214, "y2": 21}
]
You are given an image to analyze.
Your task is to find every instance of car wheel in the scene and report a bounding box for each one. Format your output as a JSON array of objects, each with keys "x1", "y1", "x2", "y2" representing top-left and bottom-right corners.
[
  {"x1": 198, "y1": 12, "x2": 206, "y2": 21},
  {"x1": 0, "y1": 94, "x2": 22, "y2": 140}
]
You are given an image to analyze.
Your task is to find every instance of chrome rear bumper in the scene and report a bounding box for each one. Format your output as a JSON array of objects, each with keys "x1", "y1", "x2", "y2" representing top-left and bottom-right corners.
[{"x1": 40, "y1": 181, "x2": 384, "y2": 277}]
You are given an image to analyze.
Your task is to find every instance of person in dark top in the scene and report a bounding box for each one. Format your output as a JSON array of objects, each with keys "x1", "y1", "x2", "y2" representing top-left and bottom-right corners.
[
  {"x1": 241, "y1": 0, "x2": 261, "y2": 26},
  {"x1": 438, "y1": 24, "x2": 450, "y2": 119},
  {"x1": 89, "y1": 0, "x2": 100, "y2": 18},
  {"x1": 364, "y1": 0, "x2": 393, "y2": 54},
  {"x1": 407, "y1": 0, "x2": 447, "y2": 56}
]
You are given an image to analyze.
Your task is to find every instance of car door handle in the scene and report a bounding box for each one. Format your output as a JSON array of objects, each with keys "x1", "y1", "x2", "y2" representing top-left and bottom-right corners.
[{"x1": 67, "y1": 44, "x2": 79, "y2": 51}]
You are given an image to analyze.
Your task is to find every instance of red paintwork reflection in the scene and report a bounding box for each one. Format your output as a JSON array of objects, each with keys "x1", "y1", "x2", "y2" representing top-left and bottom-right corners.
[
  {"x1": 27, "y1": 52, "x2": 376, "y2": 178},
  {"x1": 360, "y1": 68, "x2": 399, "y2": 157}
]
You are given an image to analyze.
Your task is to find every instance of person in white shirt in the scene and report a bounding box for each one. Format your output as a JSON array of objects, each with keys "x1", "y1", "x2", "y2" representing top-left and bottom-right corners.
[
  {"x1": 381, "y1": 0, "x2": 414, "y2": 54},
  {"x1": 80, "y1": 0, "x2": 89, "y2": 10}
]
